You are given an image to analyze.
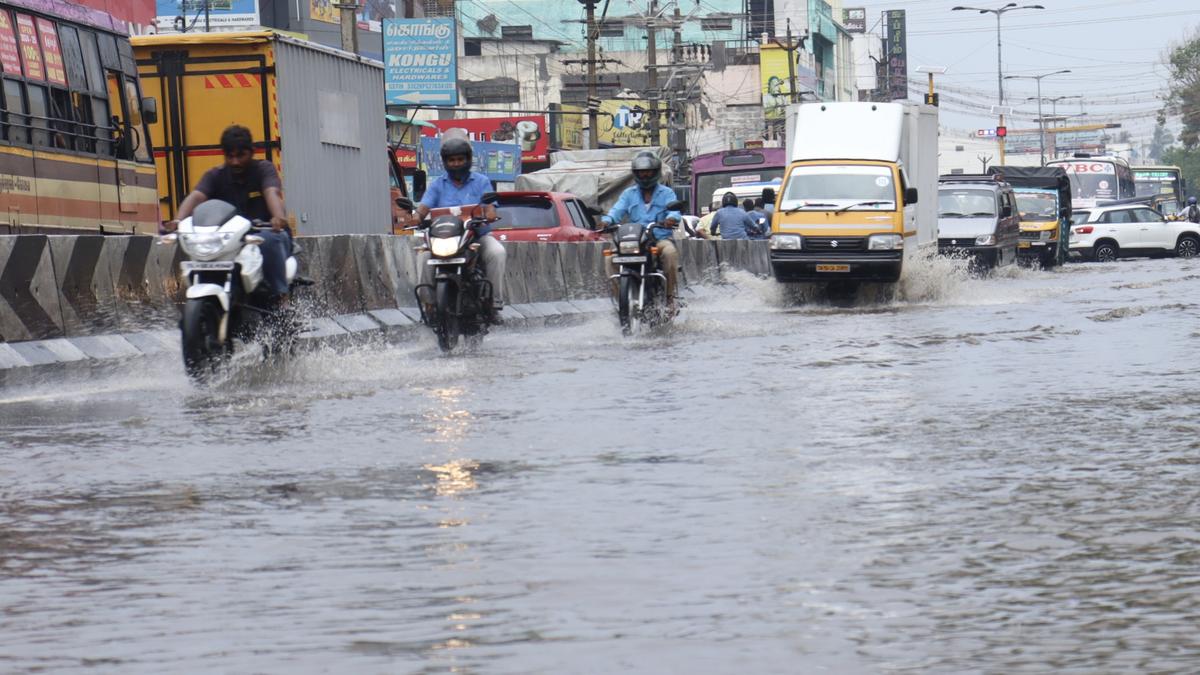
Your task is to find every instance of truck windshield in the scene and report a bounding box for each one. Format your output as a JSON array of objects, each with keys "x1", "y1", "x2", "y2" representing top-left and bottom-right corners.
[
  {"x1": 938, "y1": 189, "x2": 995, "y2": 217},
  {"x1": 1015, "y1": 191, "x2": 1058, "y2": 220},
  {"x1": 780, "y1": 165, "x2": 896, "y2": 211}
]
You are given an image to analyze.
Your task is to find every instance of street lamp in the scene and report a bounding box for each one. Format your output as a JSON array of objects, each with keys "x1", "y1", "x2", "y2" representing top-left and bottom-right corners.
[
  {"x1": 951, "y1": 3, "x2": 1045, "y2": 108},
  {"x1": 1007, "y1": 69, "x2": 1071, "y2": 165}
]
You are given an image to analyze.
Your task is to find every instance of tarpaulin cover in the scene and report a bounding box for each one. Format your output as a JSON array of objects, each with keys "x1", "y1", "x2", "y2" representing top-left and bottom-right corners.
[
  {"x1": 515, "y1": 146, "x2": 675, "y2": 212},
  {"x1": 988, "y1": 165, "x2": 1072, "y2": 218}
]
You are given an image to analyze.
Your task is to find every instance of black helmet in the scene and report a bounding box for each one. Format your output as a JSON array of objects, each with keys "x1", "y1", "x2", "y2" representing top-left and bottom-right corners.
[
  {"x1": 1190, "y1": 196, "x2": 1197, "y2": 205},
  {"x1": 721, "y1": 191, "x2": 738, "y2": 208},
  {"x1": 631, "y1": 152, "x2": 662, "y2": 190},
  {"x1": 440, "y1": 137, "x2": 473, "y2": 182}
]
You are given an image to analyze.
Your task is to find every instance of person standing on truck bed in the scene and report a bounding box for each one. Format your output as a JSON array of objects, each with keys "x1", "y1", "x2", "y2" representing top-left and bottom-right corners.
[
  {"x1": 407, "y1": 137, "x2": 507, "y2": 322},
  {"x1": 164, "y1": 125, "x2": 293, "y2": 302}
]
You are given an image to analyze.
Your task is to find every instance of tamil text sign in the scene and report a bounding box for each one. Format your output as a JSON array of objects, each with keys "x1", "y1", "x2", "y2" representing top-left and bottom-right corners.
[
  {"x1": 884, "y1": 10, "x2": 907, "y2": 101},
  {"x1": 842, "y1": 7, "x2": 866, "y2": 33},
  {"x1": 383, "y1": 18, "x2": 458, "y2": 106}
]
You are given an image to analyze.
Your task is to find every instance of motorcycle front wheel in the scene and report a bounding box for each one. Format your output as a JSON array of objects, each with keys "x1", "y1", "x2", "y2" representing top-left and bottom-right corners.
[
  {"x1": 435, "y1": 280, "x2": 461, "y2": 352},
  {"x1": 181, "y1": 297, "x2": 226, "y2": 380},
  {"x1": 618, "y1": 274, "x2": 635, "y2": 336}
]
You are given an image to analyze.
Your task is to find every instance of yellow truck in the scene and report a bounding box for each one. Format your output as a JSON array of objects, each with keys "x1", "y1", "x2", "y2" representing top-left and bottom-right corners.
[{"x1": 132, "y1": 31, "x2": 389, "y2": 234}]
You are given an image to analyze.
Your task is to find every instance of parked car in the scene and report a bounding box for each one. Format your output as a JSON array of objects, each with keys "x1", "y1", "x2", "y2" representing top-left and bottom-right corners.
[
  {"x1": 936, "y1": 175, "x2": 1020, "y2": 270},
  {"x1": 1069, "y1": 203, "x2": 1200, "y2": 262},
  {"x1": 392, "y1": 191, "x2": 605, "y2": 242}
]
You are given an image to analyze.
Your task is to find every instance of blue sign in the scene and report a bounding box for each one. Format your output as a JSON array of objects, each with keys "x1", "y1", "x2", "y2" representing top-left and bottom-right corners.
[
  {"x1": 420, "y1": 137, "x2": 522, "y2": 183},
  {"x1": 155, "y1": 0, "x2": 260, "y2": 31},
  {"x1": 383, "y1": 18, "x2": 458, "y2": 106}
]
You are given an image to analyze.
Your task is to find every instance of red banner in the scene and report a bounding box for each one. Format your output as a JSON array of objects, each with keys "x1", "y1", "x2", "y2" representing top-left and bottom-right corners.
[
  {"x1": 75, "y1": 0, "x2": 156, "y2": 34},
  {"x1": 35, "y1": 18, "x2": 65, "y2": 87},
  {"x1": 429, "y1": 116, "x2": 549, "y2": 164},
  {"x1": 0, "y1": 11, "x2": 21, "y2": 75},
  {"x1": 14, "y1": 14, "x2": 42, "y2": 81}
]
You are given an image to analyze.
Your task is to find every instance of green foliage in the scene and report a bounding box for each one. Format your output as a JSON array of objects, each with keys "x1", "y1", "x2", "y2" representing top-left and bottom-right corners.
[
  {"x1": 1166, "y1": 27, "x2": 1200, "y2": 149},
  {"x1": 1149, "y1": 121, "x2": 1174, "y2": 164},
  {"x1": 1162, "y1": 146, "x2": 1200, "y2": 198}
]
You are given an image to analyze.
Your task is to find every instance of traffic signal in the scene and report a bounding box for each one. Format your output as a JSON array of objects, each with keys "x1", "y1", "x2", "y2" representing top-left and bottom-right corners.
[
  {"x1": 996, "y1": 126, "x2": 1007, "y2": 138},
  {"x1": 924, "y1": 92, "x2": 939, "y2": 107}
]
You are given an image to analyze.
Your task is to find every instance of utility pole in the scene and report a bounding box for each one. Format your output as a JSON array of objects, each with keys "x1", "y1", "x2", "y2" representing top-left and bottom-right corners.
[
  {"x1": 585, "y1": 0, "x2": 599, "y2": 149},
  {"x1": 647, "y1": 0, "x2": 660, "y2": 146},
  {"x1": 771, "y1": 18, "x2": 807, "y2": 104},
  {"x1": 335, "y1": 0, "x2": 359, "y2": 53}
]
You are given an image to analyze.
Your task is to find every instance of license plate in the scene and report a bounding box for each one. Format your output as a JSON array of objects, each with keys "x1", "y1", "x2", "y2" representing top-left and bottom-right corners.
[
  {"x1": 428, "y1": 257, "x2": 467, "y2": 265},
  {"x1": 611, "y1": 255, "x2": 647, "y2": 264},
  {"x1": 1018, "y1": 241, "x2": 1031, "y2": 249},
  {"x1": 815, "y1": 264, "x2": 850, "y2": 273},
  {"x1": 181, "y1": 261, "x2": 235, "y2": 272}
]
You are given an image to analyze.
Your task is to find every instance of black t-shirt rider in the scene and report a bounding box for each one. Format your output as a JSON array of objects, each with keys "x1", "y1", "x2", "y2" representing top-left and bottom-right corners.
[{"x1": 193, "y1": 159, "x2": 282, "y2": 224}]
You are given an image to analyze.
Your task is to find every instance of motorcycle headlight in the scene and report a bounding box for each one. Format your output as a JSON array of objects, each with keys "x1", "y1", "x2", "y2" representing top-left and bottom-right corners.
[
  {"x1": 868, "y1": 234, "x2": 904, "y2": 250},
  {"x1": 618, "y1": 240, "x2": 641, "y2": 254},
  {"x1": 769, "y1": 234, "x2": 801, "y2": 250},
  {"x1": 975, "y1": 234, "x2": 997, "y2": 246},
  {"x1": 180, "y1": 232, "x2": 234, "y2": 260},
  {"x1": 430, "y1": 237, "x2": 461, "y2": 257}
]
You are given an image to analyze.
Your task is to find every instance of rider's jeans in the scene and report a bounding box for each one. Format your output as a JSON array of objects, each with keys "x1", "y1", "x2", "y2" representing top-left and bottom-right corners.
[
  {"x1": 603, "y1": 238, "x2": 679, "y2": 300},
  {"x1": 417, "y1": 233, "x2": 507, "y2": 307},
  {"x1": 258, "y1": 230, "x2": 293, "y2": 296}
]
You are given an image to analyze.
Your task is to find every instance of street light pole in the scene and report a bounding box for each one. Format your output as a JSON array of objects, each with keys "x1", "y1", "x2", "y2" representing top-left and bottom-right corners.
[
  {"x1": 1006, "y1": 69, "x2": 1070, "y2": 165},
  {"x1": 951, "y1": 3, "x2": 1044, "y2": 107}
]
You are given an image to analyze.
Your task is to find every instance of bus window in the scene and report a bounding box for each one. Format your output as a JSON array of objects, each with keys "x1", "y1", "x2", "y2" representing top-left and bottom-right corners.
[
  {"x1": 122, "y1": 78, "x2": 148, "y2": 161},
  {"x1": 57, "y1": 25, "x2": 87, "y2": 90},
  {"x1": 70, "y1": 90, "x2": 94, "y2": 152},
  {"x1": 91, "y1": 95, "x2": 109, "y2": 155},
  {"x1": 47, "y1": 87, "x2": 72, "y2": 149},
  {"x1": 26, "y1": 82, "x2": 49, "y2": 147},
  {"x1": 77, "y1": 29, "x2": 105, "y2": 95}
]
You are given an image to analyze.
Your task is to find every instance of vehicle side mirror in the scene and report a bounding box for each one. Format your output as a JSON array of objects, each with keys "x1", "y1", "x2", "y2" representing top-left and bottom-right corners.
[
  {"x1": 1001, "y1": 205, "x2": 1013, "y2": 218},
  {"x1": 141, "y1": 97, "x2": 158, "y2": 125},
  {"x1": 395, "y1": 196, "x2": 414, "y2": 212},
  {"x1": 904, "y1": 187, "x2": 919, "y2": 205},
  {"x1": 480, "y1": 191, "x2": 499, "y2": 205}
]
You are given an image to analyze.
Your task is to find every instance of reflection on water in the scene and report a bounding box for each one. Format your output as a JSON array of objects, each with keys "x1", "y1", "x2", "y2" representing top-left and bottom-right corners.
[{"x1": 2, "y1": 257, "x2": 1200, "y2": 672}]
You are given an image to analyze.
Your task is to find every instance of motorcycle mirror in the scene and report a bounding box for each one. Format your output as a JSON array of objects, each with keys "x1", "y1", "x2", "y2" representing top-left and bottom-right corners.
[
  {"x1": 395, "y1": 196, "x2": 415, "y2": 212},
  {"x1": 480, "y1": 191, "x2": 500, "y2": 205},
  {"x1": 666, "y1": 200, "x2": 686, "y2": 212}
]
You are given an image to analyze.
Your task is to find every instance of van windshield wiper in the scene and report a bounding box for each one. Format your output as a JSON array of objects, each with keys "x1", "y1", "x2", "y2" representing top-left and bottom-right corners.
[
  {"x1": 836, "y1": 200, "x2": 893, "y2": 213},
  {"x1": 782, "y1": 202, "x2": 838, "y2": 213}
]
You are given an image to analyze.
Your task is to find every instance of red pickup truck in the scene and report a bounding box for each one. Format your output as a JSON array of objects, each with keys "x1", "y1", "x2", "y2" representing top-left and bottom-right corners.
[{"x1": 392, "y1": 190, "x2": 606, "y2": 242}]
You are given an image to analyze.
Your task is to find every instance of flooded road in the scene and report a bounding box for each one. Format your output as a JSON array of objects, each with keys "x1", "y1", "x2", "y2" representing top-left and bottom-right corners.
[{"x1": 3, "y1": 256, "x2": 1200, "y2": 673}]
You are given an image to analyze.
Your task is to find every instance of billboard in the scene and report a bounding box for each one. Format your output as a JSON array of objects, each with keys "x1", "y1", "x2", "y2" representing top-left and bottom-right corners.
[
  {"x1": 551, "y1": 104, "x2": 585, "y2": 151},
  {"x1": 884, "y1": 10, "x2": 907, "y2": 101},
  {"x1": 419, "y1": 137, "x2": 522, "y2": 183},
  {"x1": 429, "y1": 115, "x2": 549, "y2": 164},
  {"x1": 383, "y1": 18, "x2": 457, "y2": 106},
  {"x1": 310, "y1": 0, "x2": 398, "y2": 29},
  {"x1": 597, "y1": 99, "x2": 666, "y2": 147},
  {"x1": 73, "y1": 0, "x2": 157, "y2": 34},
  {"x1": 761, "y1": 43, "x2": 817, "y2": 120},
  {"x1": 0, "y1": 12, "x2": 19, "y2": 75},
  {"x1": 842, "y1": 7, "x2": 866, "y2": 33},
  {"x1": 156, "y1": 0, "x2": 259, "y2": 32}
]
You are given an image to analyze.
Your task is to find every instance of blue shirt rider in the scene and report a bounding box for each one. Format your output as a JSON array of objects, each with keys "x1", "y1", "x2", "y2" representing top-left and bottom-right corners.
[
  {"x1": 600, "y1": 152, "x2": 682, "y2": 308},
  {"x1": 709, "y1": 192, "x2": 758, "y2": 240}
]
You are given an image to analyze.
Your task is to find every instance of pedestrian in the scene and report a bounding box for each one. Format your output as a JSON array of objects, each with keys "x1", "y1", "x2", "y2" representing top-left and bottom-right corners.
[
  {"x1": 1177, "y1": 196, "x2": 1200, "y2": 223},
  {"x1": 747, "y1": 199, "x2": 770, "y2": 239}
]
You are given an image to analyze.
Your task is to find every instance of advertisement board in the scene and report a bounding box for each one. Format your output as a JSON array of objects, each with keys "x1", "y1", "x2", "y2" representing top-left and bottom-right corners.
[
  {"x1": 14, "y1": 14, "x2": 42, "y2": 80},
  {"x1": 884, "y1": 10, "x2": 907, "y2": 101},
  {"x1": 73, "y1": 0, "x2": 157, "y2": 34},
  {"x1": 156, "y1": 0, "x2": 260, "y2": 32},
  {"x1": 383, "y1": 18, "x2": 457, "y2": 106},
  {"x1": 429, "y1": 116, "x2": 549, "y2": 164},
  {"x1": 842, "y1": 7, "x2": 866, "y2": 33},
  {"x1": 0, "y1": 11, "x2": 22, "y2": 75},
  {"x1": 596, "y1": 99, "x2": 666, "y2": 147},
  {"x1": 34, "y1": 18, "x2": 65, "y2": 86},
  {"x1": 1003, "y1": 133, "x2": 1040, "y2": 154},
  {"x1": 419, "y1": 137, "x2": 522, "y2": 183},
  {"x1": 760, "y1": 43, "x2": 817, "y2": 120},
  {"x1": 551, "y1": 104, "x2": 585, "y2": 151},
  {"x1": 310, "y1": 0, "x2": 398, "y2": 30}
]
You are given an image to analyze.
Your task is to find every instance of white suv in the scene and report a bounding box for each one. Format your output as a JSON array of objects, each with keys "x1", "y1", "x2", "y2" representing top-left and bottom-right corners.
[{"x1": 1069, "y1": 204, "x2": 1200, "y2": 262}]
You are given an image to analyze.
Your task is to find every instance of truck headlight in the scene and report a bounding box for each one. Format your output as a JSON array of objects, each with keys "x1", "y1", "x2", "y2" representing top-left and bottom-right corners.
[
  {"x1": 430, "y1": 237, "x2": 461, "y2": 257},
  {"x1": 975, "y1": 234, "x2": 996, "y2": 246},
  {"x1": 618, "y1": 240, "x2": 641, "y2": 254},
  {"x1": 868, "y1": 234, "x2": 903, "y2": 250},
  {"x1": 769, "y1": 234, "x2": 801, "y2": 250},
  {"x1": 180, "y1": 232, "x2": 234, "y2": 260}
]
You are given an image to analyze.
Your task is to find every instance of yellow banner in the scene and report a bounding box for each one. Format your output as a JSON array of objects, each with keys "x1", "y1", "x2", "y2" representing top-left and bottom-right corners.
[
  {"x1": 761, "y1": 44, "x2": 791, "y2": 121},
  {"x1": 555, "y1": 104, "x2": 585, "y2": 150},
  {"x1": 309, "y1": 0, "x2": 337, "y2": 25},
  {"x1": 597, "y1": 99, "x2": 667, "y2": 147}
]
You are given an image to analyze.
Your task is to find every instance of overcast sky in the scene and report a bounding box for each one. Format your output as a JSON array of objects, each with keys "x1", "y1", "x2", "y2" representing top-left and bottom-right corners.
[{"x1": 826, "y1": 0, "x2": 1200, "y2": 143}]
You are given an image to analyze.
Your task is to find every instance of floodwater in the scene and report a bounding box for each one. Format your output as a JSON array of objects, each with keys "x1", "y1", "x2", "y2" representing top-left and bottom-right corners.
[{"x1": 3, "y1": 255, "x2": 1200, "y2": 673}]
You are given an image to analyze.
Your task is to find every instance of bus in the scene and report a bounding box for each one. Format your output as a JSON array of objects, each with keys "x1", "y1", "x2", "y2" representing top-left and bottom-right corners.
[
  {"x1": 1133, "y1": 164, "x2": 1184, "y2": 212},
  {"x1": 1044, "y1": 155, "x2": 1136, "y2": 210},
  {"x1": 0, "y1": 0, "x2": 158, "y2": 233},
  {"x1": 690, "y1": 147, "x2": 786, "y2": 216}
]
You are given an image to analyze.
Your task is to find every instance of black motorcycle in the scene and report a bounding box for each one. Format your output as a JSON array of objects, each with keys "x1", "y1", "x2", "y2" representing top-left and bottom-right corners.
[
  {"x1": 413, "y1": 196, "x2": 498, "y2": 352},
  {"x1": 605, "y1": 200, "x2": 685, "y2": 336}
]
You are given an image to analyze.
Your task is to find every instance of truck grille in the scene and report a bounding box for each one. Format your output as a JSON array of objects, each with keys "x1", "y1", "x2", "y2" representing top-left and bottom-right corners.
[
  {"x1": 1019, "y1": 230, "x2": 1042, "y2": 241},
  {"x1": 804, "y1": 237, "x2": 867, "y2": 251},
  {"x1": 938, "y1": 238, "x2": 976, "y2": 248}
]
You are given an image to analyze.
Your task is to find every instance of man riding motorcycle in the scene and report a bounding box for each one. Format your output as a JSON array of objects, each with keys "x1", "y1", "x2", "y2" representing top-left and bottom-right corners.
[
  {"x1": 408, "y1": 137, "x2": 506, "y2": 322},
  {"x1": 164, "y1": 124, "x2": 292, "y2": 303},
  {"x1": 601, "y1": 152, "x2": 682, "y2": 311},
  {"x1": 709, "y1": 191, "x2": 758, "y2": 240},
  {"x1": 1176, "y1": 196, "x2": 1200, "y2": 224}
]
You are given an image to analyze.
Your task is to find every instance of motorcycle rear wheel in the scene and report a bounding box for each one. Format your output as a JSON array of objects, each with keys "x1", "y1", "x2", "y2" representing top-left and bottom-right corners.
[
  {"x1": 181, "y1": 297, "x2": 226, "y2": 380},
  {"x1": 436, "y1": 281, "x2": 461, "y2": 352}
]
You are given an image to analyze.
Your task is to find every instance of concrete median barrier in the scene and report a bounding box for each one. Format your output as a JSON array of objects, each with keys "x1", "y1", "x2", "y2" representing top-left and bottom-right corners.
[
  {"x1": 349, "y1": 235, "x2": 396, "y2": 311},
  {"x1": 559, "y1": 241, "x2": 608, "y2": 299},
  {"x1": 679, "y1": 239, "x2": 720, "y2": 287},
  {"x1": 500, "y1": 241, "x2": 530, "y2": 306},
  {"x1": 0, "y1": 234, "x2": 66, "y2": 342}
]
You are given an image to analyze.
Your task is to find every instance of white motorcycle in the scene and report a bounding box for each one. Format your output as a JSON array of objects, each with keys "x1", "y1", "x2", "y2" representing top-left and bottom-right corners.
[{"x1": 161, "y1": 199, "x2": 306, "y2": 380}]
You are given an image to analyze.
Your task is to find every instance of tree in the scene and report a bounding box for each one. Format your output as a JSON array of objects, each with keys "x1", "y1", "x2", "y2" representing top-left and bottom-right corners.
[
  {"x1": 1163, "y1": 146, "x2": 1200, "y2": 199},
  {"x1": 1165, "y1": 27, "x2": 1200, "y2": 149},
  {"x1": 1149, "y1": 120, "x2": 1174, "y2": 163}
]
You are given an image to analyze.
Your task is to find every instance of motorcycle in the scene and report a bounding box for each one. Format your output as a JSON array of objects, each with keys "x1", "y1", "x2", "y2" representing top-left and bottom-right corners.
[
  {"x1": 604, "y1": 200, "x2": 685, "y2": 336},
  {"x1": 412, "y1": 194, "x2": 499, "y2": 353},
  {"x1": 162, "y1": 199, "x2": 307, "y2": 380}
]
